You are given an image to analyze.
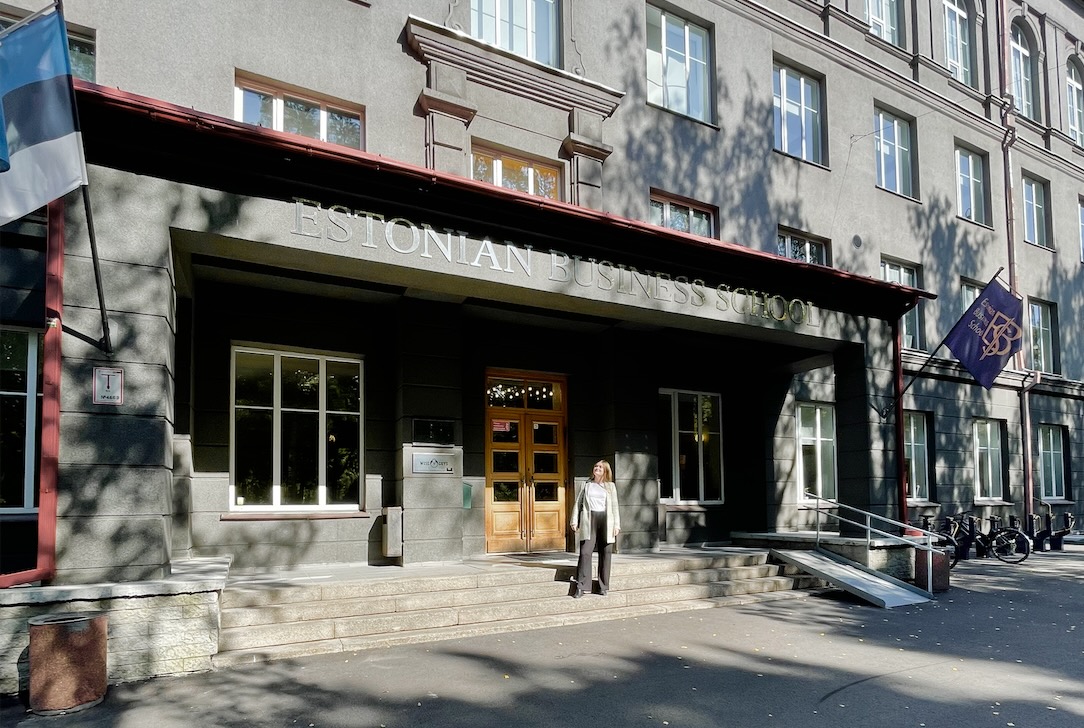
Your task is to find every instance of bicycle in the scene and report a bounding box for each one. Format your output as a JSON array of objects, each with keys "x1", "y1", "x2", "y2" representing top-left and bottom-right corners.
[{"x1": 944, "y1": 513, "x2": 1031, "y2": 564}]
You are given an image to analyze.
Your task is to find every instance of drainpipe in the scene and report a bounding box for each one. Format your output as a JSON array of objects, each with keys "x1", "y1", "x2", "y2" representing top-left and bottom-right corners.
[
  {"x1": 1021, "y1": 371, "x2": 1041, "y2": 529},
  {"x1": 892, "y1": 319, "x2": 911, "y2": 532}
]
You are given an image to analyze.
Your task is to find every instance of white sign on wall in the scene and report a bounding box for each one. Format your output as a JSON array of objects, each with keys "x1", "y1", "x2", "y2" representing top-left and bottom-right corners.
[
  {"x1": 412, "y1": 452, "x2": 455, "y2": 474},
  {"x1": 93, "y1": 367, "x2": 124, "y2": 405}
]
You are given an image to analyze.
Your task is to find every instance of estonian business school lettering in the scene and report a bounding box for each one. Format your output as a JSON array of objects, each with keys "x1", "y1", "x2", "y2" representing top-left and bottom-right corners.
[{"x1": 292, "y1": 199, "x2": 818, "y2": 327}]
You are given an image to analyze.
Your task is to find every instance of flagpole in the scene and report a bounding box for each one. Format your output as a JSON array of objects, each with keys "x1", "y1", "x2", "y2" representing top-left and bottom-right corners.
[
  {"x1": 53, "y1": 0, "x2": 113, "y2": 355},
  {"x1": 0, "y1": 1, "x2": 57, "y2": 40},
  {"x1": 878, "y1": 266, "x2": 1005, "y2": 420}
]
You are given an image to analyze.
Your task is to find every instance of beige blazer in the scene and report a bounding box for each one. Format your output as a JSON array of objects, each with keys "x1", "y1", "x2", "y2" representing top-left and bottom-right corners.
[{"x1": 570, "y1": 481, "x2": 620, "y2": 544}]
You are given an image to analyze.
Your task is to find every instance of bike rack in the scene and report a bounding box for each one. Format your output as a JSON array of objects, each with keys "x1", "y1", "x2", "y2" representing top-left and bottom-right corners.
[
  {"x1": 1033, "y1": 512, "x2": 1078, "y2": 552},
  {"x1": 804, "y1": 492, "x2": 944, "y2": 595}
]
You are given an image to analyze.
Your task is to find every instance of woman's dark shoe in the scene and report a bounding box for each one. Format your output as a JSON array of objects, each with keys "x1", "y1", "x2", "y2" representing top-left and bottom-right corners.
[{"x1": 571, "y1": 587, "x2": 584, "y2": 598}]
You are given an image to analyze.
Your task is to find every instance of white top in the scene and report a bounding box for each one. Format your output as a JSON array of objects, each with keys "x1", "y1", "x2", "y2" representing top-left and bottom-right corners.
[{"x1": 586, "y1": 481, "x2": 608, "y2": 512}]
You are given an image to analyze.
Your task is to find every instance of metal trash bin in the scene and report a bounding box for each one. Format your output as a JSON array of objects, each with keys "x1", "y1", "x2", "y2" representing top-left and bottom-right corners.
[
  {"x1": 915, "y1": 548, "x2": 951, "y2": 593},
  {"x1": 28, "y1": 612, "x2": 108, "y2": 715}
]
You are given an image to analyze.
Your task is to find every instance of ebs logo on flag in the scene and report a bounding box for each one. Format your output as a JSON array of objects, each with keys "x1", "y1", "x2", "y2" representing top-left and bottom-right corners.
[{"x1": 0, "y1": 3, "x2": 88, "y2": 225}]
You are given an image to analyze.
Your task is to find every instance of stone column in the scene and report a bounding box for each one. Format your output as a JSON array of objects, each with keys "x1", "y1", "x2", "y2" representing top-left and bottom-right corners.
[
  {"x1": 418, "y1": 62, "x2": 478, "y2": 176},
  {"x1": 562, "y1": 109, "x2": 612, "y2": 210}
]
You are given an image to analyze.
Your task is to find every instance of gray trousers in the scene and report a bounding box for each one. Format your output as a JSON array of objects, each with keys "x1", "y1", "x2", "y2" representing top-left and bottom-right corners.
[{"x1": 575, "y1": 511, "x2": 612, "y2": 593}]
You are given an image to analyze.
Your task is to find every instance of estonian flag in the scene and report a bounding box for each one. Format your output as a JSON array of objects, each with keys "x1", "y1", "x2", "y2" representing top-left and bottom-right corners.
[
  {"x1": 943, "y1": 277, "x2": 1024, "y2": 389},
  {"x1": 0, "y1": 4, "x2": 88, "y2": 226}
]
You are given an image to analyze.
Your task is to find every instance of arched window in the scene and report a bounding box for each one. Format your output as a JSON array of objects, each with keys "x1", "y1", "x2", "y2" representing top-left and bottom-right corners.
[
  {"x1": 1010, "y1": 24, "x2": 1037, "y2": 119},
  {"x1": 944, "y1": 0, "x2": 973, "y2": 86},
  {"x1": 1067, "y1": 61, "x2": 1084, "y2": 145}
]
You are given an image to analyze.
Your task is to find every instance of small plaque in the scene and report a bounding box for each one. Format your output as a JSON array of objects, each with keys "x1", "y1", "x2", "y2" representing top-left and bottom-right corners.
[
  {"x1": 92, "y1": 367, "x2": 124, "y2": 406},
  {"x1": 412, "y1": 452, "x2": 455, "y2": 474}
]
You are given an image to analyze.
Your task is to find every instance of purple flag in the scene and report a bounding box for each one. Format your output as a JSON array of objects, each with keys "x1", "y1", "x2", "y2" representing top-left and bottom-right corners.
[{"x1": 943, "y1": 278, "x2": 1024, "y2": 389}]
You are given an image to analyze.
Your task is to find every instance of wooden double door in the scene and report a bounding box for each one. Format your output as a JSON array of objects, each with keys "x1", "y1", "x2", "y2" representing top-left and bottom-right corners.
[{"x1": 484, "y1": 373, "x2": 567, "y2": 553}]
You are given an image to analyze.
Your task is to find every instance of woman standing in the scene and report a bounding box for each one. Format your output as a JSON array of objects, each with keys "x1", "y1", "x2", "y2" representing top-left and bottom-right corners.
[{"x1": 569, "y1": 460, "x2": 620, "y2": 597}]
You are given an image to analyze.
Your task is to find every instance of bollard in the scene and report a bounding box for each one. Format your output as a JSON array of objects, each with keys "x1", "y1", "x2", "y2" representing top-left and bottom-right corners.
[{"x1": 28, "y1": 612, "x2": 108, "y2": 715}]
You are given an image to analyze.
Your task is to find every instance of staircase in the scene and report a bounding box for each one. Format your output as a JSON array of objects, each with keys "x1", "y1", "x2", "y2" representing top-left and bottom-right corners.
[{"x1": 213, "y1": 549, "x2": 824, "y2": 668}]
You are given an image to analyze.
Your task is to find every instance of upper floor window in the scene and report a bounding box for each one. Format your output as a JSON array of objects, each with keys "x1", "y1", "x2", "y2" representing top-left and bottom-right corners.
[
  {"x1": 1079, "y1": 199, "x2": 1084, "y2": 263},
  {"x1": 649, "y1": 193, "x2": 714, "y2": 237},
  {"x1": 867, "y1": 0, "x2": 901, "y2": 46},
  {"x1": 961, "y1": 279, "x2": 982, "y2": 308},
  {"x1": 778, "y1": 229, "x2": 829, "y2": 266},
  {"x1": 646, "y1": 5, "x2": 710, "y2": 122},
  {"x1": 944, "y1": 0, "x2": 973, "y2": 86},
  {"x1": 0, "y1": 15, "x2": 95, "y2": 81},
  {"x1": 973, "y1": 418, "x2": 1004, "y2": 500},
  {"x1": 881, "y1": 260, "x2": 923, "y2": 349},
  {"x1": 1068, "y1": 62, "x2": 1084, "y2": 145},
  {"x1": 773, "y1": 64, "x2": 824, "y2": 164},
  {"x1": 1037, "y1": 425, "x2": 1066, "y2": 500},
  {"x1": 955, "y1": 146, "x2": 987, "y2": 223},
  {"x1": 231, "y1": 347, "x2": 363, "y2": 509},
  {"x1": 657, "y1": 390, "x2": 723, "y2": 503},
  {"x1": 1010, "y1": 24, "x2": 1037, "y2": 119},
  {"x1": 470, "y1": 0, "x2": 559, "y2": 67},
  {"x1": 798, "y1": 403, "x2": 836, "y2": 500},
  {"x1": 903, "y1": 412, "x2": 930, "y2": 501},
  {"x1": 235, "y1": 79, "x2": 364, "y2": 150},
  {"x1": 874, "y1": 108, "x2": 914, "y2": 197},
  {"x1": 1022, "y1": 175, "x2": 1050, "y2": 248},
  {"x1": 472, "y1": 147, "x2": 561, "y2": 200},
  {"x1": 1028, "y1": 299, "x2": 1055, "y2": 373}
]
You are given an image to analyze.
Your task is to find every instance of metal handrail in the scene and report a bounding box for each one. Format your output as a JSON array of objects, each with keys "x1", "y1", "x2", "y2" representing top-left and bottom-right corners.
[{"x1": 803, "y1": 492, "x2": 946, "y2": 595}]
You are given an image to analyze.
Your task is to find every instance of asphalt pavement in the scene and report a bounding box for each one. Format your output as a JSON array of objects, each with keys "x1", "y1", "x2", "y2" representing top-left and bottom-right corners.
[{"x1": 2, "y1": 545, "x2": 1082, "y2": 728}]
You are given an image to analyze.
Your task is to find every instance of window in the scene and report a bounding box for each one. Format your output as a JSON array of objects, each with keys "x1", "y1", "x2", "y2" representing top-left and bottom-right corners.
[
  {"x1": 955, "y1": 146, "x2": 986, "y2": 223},
  {"x1": 973, "y1": 419, "x2": 1004, "y2": 500},
  {"x1": 231, "y1": 347, "x2": 363, "y2": 509},
  {"x1": 649, "y1": 194, "x2": 714, "y2": 237},
  {"x1": 1028, "y1": 300, "x2": 1055, "y2": 373},
  {"x1": 1022, "y1": 175, "x2": 1050, "y2": 248},
  {"x1": 961, "y1": 279, "x2": 982, "y2": 308},
  {"x1": 874, "y1": 108, "x2": 914, "y2": 196},
  {"x1": 1068, "y1": 62, "x2": 1084, "y2": 145},
  {"x1": 777, "y1": 230, "x2": 829, "y2": 265},
  {"x1": 1010, "y1": 24, "x2": 1036, "y2": 119},
  {"x1": 235, "y1": 80, "x2": 364, "y2": 149},
  {"x1": 881, "y1": 260, "x2": 923, "y2": 349},
  {"x1": 867, "y1": 0, "x2": 900, "y2": 46},
  {"x1": 944, "y1": 0, "x2": 973, "y2": 86},
  {"x1": 646, "y1": 5, "x2": 710, "y2": 122},
  {"x1": 0, "y1": 331, "x2": 42, "y2": 513},
  {"x1": 903, "y1": 412, "x2": 929, "y2": 500},
  {"x1": 471, "y1": 0, "x2": 558, "y2": 66},
  {"x1": 657, "y1": 390, "x2": 723, "y2": 503},
  {"x1": 1079, "y1": 199, "x2": 1084, "y2": 263},
  {"x1": 0, "y1": 15, "x2": 95, "y2": 81},
  {"x1": 798, "y1": 404, "x2": 836, "y2": 499},
  {"x1": 1037, "y1": 425, "x2": 1066, "y2": 500},
  {"x1": 773, "y1": 64, "x2": 824, "y2": 163},
  {"x1": 472, "y1": 148, "x2": 561, "y2": 200}
]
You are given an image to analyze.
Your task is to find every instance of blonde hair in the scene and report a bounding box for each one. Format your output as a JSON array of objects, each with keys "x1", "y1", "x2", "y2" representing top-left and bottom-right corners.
[{"x1": 594, "y1": 460, "x2": 613, "y2": 483}]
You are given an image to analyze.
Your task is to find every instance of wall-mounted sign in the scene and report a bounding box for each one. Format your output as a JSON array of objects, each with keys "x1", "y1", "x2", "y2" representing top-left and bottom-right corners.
[
  {"x1": 93, "y1": 367, "x2": 124, "y2": 405},
  {"x1": 413, "y1": 418, "x2": 455, "y2": 446},
  {"x1": 412, "y1": 452, "x2": 455, "y2": 474}
]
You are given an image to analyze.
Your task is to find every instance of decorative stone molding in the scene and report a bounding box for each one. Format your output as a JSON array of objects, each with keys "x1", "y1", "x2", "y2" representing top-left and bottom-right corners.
[{"x1": 405, "y1": 15, "x2": 624, "y2": 120}]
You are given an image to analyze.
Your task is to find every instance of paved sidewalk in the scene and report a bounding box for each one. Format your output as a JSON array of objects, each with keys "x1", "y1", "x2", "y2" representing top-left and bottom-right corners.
[{"x1": 2, "y1": 545, "x2": 1082, "y2": 728}]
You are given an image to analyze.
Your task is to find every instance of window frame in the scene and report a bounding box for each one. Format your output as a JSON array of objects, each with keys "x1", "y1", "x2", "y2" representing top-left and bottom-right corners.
[
  {"x1": 773, "y1": 63, "x2": 825, "y2": 164},
  {"x1": 1022, "y1": 174, "x2": 1050, "y2": 248},
  {"x1": 471, "y1": 146, "x2": 563, "y2": 200},
  {"x1": 1010, "y1": 23, "x2": 1036, "y2": 119},
  {"x1": 867, "y1": 0, "x2": 901, "y2": 46},
  {"x1": 903, "y1": 411, "x2": 930, "y2": 501},
  {"x1": 230, "y1": 345, "x2": 365, "y2": 512},
  {"x1": 777, "y1": 229, "x2": 829, "y2": 266},
  {"x1": 944, "y1": 0, "x2": 973, "y2": 86},
  {"x1": 0, "y1": 330, "x2": 42, "y2": 514},
  {"x1": 1028, "y1": 299, "x2": 1055, "y2": 373},
  {"x1": 955, "y1": 146, "x2": 987, "y2": 223},
  {"x1": 649, "y1": 192, "x2": 716, "y2": 238},
  {"x1": 658, "y1": 389, "x2": 724, "y2": 504},
  {"x1": 880, "y1": 260, "x2": 923, "y2": 350},
  {"x1": 797, "y1": 403, "x2": 837, "y2": 501},
  {"x1": 645, "y1": 5, "x2": 711, "y2": 122},
  {"x1": 469, "y1": 0, "x2": 560, "y2": 67},
  {"x1": 1078, "y1": 198, "x2": 1084, "y2": 263},
  {"x1": 972, "y1": 418, "x2": 1004, "y2": 501},
  {"x1": 1068, "y1": 61, "x2": 1084, "y2": 145},
  {"x1": 234, "y1": 78, "x2": 365, "y2": 150},
  {"x1": 874, "y1": 108, "x2": 914, "y2": 197},
  {"x1": 1037, "y1": 424, "x2": 1066, "y2": 500}
]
